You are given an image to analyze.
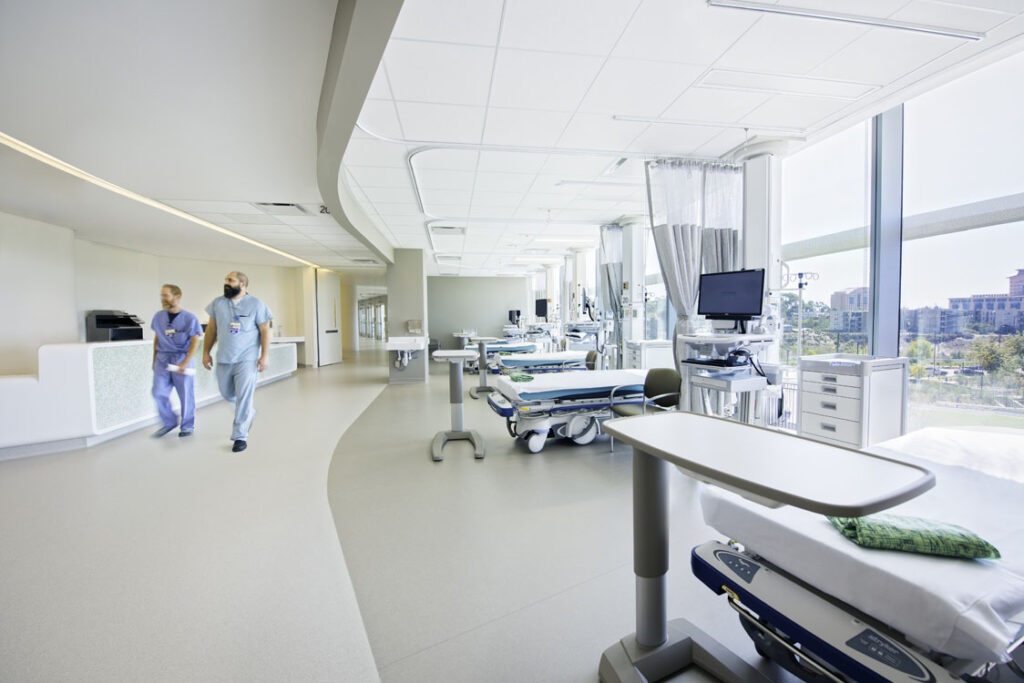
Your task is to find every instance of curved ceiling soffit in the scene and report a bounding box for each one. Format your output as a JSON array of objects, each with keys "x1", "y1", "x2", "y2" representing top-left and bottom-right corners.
[{"x1": 316, "y1": 0, "x2": 404, "y2": 266}]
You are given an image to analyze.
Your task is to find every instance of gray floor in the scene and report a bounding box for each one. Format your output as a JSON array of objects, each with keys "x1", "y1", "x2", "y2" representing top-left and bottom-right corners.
[
  {"x1": 329, "y1": 362, "x2": 795, "y2": 682},
  {"x1": 0, "y1": 351, "x2": 388, "y2": 683}
]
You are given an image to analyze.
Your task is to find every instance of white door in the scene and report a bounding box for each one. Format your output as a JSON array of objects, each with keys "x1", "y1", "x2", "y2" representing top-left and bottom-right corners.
[{"x1": 316, "y1": 269, "x2": 343, "y2": 366}]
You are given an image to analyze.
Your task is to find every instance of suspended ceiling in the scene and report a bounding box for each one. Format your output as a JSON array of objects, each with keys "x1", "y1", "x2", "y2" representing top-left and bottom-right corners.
[{"x1": 342, "y1": 0, "x2": 1024, "y2": 276}]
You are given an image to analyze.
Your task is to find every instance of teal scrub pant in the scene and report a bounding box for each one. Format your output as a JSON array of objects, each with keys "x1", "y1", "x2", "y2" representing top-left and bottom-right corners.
[{"x1": 215, "y1": 360, "x2": 259, "y2": 441}]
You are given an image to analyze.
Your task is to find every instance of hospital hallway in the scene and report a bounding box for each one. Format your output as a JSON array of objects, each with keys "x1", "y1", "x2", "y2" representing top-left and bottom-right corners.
[{"x1": 0, "y1": 343, "x2": 794, "y2": 683}]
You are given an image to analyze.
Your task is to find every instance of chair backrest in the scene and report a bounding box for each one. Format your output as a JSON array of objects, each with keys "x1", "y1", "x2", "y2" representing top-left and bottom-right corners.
[
  {"x1": 585, "y1": 350, "x2": 598, "y2": 370},
  {"x1": 644, "y1": 367, "x2": 681, "y2": 407}
]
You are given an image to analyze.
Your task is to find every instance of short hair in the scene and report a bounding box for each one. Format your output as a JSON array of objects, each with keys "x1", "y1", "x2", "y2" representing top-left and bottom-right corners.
[
  {"x1": 162, "y1": 284, "x2": 182, "y2": 297},
  {"x1": 230, "y1": 271, "x2": 249, "y2": 287}
]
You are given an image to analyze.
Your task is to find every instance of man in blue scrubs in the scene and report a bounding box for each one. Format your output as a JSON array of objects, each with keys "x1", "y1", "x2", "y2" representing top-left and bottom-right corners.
[
  {"x1": 151, "y1": 284, "x2": 202, "y2": 438},
  {"x1": 202, "y1": 271, "x2": 272, "y2": 453}
]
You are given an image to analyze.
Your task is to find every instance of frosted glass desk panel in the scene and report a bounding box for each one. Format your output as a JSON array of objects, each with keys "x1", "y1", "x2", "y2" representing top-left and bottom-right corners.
[{"x1": 603, "y1": 412, "x2": 934, "y2": 517}]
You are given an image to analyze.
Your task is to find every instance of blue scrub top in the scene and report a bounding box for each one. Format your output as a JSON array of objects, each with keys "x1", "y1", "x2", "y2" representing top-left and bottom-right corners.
[
  {"x1": 151, "y1": 309, "x2": 202, "y2": 362},
  {"x1": 205, "y1": 294, "x2": 272, "y2": 364}
]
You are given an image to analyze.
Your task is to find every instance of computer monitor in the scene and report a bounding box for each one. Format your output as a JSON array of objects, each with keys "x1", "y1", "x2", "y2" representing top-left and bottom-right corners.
[
  {"x1": 508, "y1": 309, "x2": 521, "y2": 325},
  {"x1": 697, "y1": 269, "x2": 765, "y2": 320},
  {"x1": 535, "y1": 298, "x2": 548, "y2": 318}
]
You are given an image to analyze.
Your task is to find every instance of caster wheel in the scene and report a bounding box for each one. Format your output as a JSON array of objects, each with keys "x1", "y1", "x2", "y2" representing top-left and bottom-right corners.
[
  {"x1": 526, "y1": 431, "x2": 546, "y2": 453},
  {"x1": 571, "y1": 418, "x2": 598, "y2": 445}
]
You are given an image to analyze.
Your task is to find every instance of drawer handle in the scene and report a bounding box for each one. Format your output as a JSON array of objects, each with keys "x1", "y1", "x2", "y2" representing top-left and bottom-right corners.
[
  {"x1": 821, "y1": 423, "x2": 837, "y2": 432},
  {"x1": 822, "y1": 375, "x2": 838, "y2": 383},
  {"x1": 822, "y1": 386, "x2": 837, "y2": 394},
  {"x1": 821, "y1": 401, "x2": 837, "y2": 410}
]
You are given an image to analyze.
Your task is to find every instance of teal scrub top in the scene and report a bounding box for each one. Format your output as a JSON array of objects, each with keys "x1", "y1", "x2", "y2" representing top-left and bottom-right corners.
[{"x1": 205, "y1": 294, "x2": 273, "y2": 363}]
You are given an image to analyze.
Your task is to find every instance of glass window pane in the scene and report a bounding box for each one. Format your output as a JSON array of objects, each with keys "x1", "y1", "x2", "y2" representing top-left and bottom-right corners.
[
  {"x1": 780, "y1": 122, "x2": 872, "y2": 368},
  {"x1": 901, "y1": 52, "x2": 1024, "y2": 433}
]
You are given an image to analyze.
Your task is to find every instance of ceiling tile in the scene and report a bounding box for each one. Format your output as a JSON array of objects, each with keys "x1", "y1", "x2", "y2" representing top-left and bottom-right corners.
[
  {"x1": 540, "y1": 155, "x2": 620, "y2": 177},
  {"x1": 276, "y1": 215, "x2": 339, "y2": 227},
  {"x1": 699, "y1": 69, "x2": 876, "y2": 98},
  {"x1": 425, "y1": 204, "x2": 472, "y2": 218},
  {"x1": 627, "y1": 123, "x2": 719, "y2": 154},
  {"x1": 372, "y1": 202, "x2": 424, "y2": 217},
  {"x1": 713, "y1": 14, "x2": 868, "y2": 75},
  {"x1": 477, "y1": 150, "x2": 548, "y2": 174},
  {"x1": 579, "y1": 59, "x2": 705, "y2": 116},
  {"x1": 501, "y1": 0, "x2": 643, "y2": 55},
  {"x1": 411, "y1": 148, "x2": 479, "y2": 171},
  {"x1": 470, "y1": 190, "x2": 524, "y2": 208},
  {"x1": 614, "y1": 0, "x2": 758, "y2": 64},
  {"x1": 384, "y1": 41, "x2": 494, "y2": 106},
  {"x1": 366, "y1": 64, "x2": 392, "y2": 100},
  {"x1": 473, "y1": 171, "x2": 537, "y2": 193},
  {"x1": 415, "y1": 168, "x2": 477, "y2": 191},
  {"x1": 345, "y1": 166, "x2": 411, "y2": 188},
  {"x1": 489, "y1": 50, "x2": 605, "y2": 110},
  {"x1": 224, "y1": 214, "x2": 285, "y2": 225},
  {"x1": 811, "y1": 28, "x2": 962, "y2": 85},
  {"x1": 166, "y1": 200, "x2": 263, "y2": 215},
  {"x1": 482, "y1": 108, "x2": 573, "y2": 147},
  {"x1": 741, "y1": 94, "x2": 849, "y2": 130},
  {"x1": 395, "y1": 102, "x2": 486, "y2": 143},
  {"x1": 517, "y1": 192, "x2": 576, "y2": 209},
  {"x1": 556, "y1": 113, "x2": 649, "y2": 151},
  {"x1": 343, "y1": 138, "x2": 411, "y2": 168},
  {"x1": 391, "y1": 0, "x2": 504, "y2": 45},
  {"x1": 661, "y1": 86, "x2": 770, "y2": 123},
  {"x1": 892, "y1": 1, "x2": 1015, "y2": 32},
  {"x1": 362, "y1": 186, "x2": 419, "y2": 204},
  {"x1": 421, "y1": 189, "x2": 473, "y2": 205},
  {"x1": 529, "y1": 174, "x2": 588, "y2": 194},
  {"x1": 357, "y1": 99, "x2": 404, "y2": 139}
]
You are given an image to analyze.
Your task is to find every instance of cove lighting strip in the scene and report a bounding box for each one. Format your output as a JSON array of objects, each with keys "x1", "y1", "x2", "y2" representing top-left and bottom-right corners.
[
  {"x1": 0, "y1": 131, "x2": 320, "y2": 268},
  {"x1": 706, "y1": 0, "x2": 985, "y2": 41}
]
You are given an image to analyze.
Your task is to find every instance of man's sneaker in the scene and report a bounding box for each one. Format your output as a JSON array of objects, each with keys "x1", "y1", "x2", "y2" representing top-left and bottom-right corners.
[
  {"x1": 152, "y1": 426, "x2": 174, "y2": 438},
  {"x1": 178, "y1": 430, "x2": 194, "y2": 438},
  {"x1": 232, "y1": 439, "x2": 247, "y2": 452}
]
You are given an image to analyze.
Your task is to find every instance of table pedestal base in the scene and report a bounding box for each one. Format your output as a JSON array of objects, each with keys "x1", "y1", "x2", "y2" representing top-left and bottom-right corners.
[
  {"x1": 431, "y1": 429, "x2": 485, "y2": 462},
  {"x1": 599, "y1": 618, "x2": 768, "y2": 683}
]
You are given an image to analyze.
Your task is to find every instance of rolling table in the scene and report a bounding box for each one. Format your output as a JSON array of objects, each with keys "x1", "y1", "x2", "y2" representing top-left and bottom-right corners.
[
  {"x1": 599, "y1": 412, "x2": 935, "y2": 683},
  {"x1": 431, "y1": 349, "x2": 485, "y2": 462},
  {"x1": 468, "y1": 336, "x2": 500, "y2": 400}
]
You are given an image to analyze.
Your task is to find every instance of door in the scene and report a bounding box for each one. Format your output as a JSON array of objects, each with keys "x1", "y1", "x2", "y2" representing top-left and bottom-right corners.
[{"x1": 316, "y1": 269, "x2": 343, "y2": 366}]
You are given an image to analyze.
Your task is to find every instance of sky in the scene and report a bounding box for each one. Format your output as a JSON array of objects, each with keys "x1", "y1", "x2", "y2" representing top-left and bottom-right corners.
[{"x1": 779, "y1": 50, "x2": 1024, "y2": 310}]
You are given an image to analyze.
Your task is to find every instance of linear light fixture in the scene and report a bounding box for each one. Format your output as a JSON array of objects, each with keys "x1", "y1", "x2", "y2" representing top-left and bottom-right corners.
[
  {"x1": 613, "y1": 114, "x2": 806, "y2": 137},
  {"x1": 706, "y1": 0, "x2": 985, "y2": 41},
  {"x1": 0, "y1": 131, "x2": 321, "y2": 268}
]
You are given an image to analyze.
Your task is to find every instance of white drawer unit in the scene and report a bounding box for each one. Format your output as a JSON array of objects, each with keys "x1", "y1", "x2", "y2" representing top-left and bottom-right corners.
[{"x1": 797, "y1": 354, "x2": 909, "y2": 449}]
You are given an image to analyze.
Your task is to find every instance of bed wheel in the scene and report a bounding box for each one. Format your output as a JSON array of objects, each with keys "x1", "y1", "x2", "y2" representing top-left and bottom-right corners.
[
  {"x1": 526, "y1": 431, "x2": 546, "y2": 453},
  {"x1": 571, "y1": 418, "x2": 598, "y2": 445}
]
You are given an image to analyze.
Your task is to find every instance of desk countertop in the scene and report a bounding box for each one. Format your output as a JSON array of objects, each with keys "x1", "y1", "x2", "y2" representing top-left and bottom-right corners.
[{"x1": 602, "y1": 412, "x2": 934, "y2": 517}]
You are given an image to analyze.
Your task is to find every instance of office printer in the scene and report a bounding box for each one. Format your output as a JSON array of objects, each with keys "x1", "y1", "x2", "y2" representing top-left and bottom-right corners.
[{"x1": 85, "y1": 310, "x2": 146, "y2": 342}]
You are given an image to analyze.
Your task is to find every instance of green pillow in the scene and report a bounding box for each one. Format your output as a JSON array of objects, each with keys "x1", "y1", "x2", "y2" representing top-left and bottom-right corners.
[
  {"x1": 509, "y1": 371, "x2": 534, "y2": 383},
  {"x1": 827, "y1": 513, "x2": 1001, "y2": 560}
]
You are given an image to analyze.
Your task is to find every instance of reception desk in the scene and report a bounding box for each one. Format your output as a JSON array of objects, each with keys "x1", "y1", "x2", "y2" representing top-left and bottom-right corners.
[{"x1": 0, "y1": 339, "x2": 297, "y2": 457}]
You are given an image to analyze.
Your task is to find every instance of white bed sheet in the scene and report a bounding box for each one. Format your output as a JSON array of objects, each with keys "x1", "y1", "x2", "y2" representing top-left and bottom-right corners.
[
  {"x1": 498, "y1": 351, "x2": 588, "y2": 368},
  {"x1": 494, "y1": 369, "x2": 645, "y2": 402},
  {"x1": 700, "y1": 427, "x2": 1024, "y2": 662}
]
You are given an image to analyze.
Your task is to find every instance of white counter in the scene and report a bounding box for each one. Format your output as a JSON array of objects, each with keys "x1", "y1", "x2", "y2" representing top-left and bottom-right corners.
[{"x1": 0, "y1": 339, "x2": 297, "y2": 456}]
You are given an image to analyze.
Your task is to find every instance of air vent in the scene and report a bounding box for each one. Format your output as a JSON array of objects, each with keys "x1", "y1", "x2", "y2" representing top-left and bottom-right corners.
[
  {"x1": 351, "y1": 258, "x2": 379, "y2": 265},
  {"x1": 430, "y1": 225, "x2": 466, "y2": 235},
  {"x1": 435, "y1": 254, "x2": 462, "y2": 263},
  {"x1": 251, "y1": 202, "x2": 309, "y2": 216}
]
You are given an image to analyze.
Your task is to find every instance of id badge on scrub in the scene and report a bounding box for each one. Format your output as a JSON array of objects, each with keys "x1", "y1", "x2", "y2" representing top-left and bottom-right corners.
[
  {"x1": 164, "y1": 328, "x2": 176, "y2": 337},
  {"x1": 229, "y1": 321, "x2": 241, "y2": 335}
]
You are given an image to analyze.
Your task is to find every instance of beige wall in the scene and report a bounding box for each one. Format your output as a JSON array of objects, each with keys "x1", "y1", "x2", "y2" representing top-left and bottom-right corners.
[
  {"x1": 0, "y1": 210, "x2": 306, "y2": 375},
  {"x1": 427, "y1": 276, "x2": 530, "y2": 349}
]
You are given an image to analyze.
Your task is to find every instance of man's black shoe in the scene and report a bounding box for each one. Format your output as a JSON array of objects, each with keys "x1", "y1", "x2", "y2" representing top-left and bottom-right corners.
[{"x1": 232, "y1": 439, "x2": 247, "y2": 452}]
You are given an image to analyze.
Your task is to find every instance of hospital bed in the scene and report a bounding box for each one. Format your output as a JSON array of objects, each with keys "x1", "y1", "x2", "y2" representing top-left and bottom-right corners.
[
  {"x1": 601, "y1": 414, "x2": 1024, "y2": 683},
  {"x1": 487, "y1": 369, "x2": 646, "y2": 453},
  {"x1": 694, "y1": 427, "x2": 1024, "y2": 683},
  {"x1": 497, "y1": 350, "x2": 590, "y2": 373},
  {"x1": 464, "y1": 340, "x2": 538, "y2": 374}
]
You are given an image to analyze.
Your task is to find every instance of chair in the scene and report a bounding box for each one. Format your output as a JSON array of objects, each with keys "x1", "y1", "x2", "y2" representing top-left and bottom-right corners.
[
  {"x1": 585, "y1": 350, "x2": 599, "y2": 370},
  {"x1": 608, "y1": 368, "x2": 681, "y2": 450}
]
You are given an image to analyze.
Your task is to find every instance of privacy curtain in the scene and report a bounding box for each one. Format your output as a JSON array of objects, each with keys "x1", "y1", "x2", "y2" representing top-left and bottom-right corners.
[{"x1": 600, "y1": 224, "x2": 624, "y2": 361}]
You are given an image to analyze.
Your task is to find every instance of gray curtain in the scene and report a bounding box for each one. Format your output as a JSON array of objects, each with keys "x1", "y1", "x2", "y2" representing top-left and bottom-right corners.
[{"x1": 600, "y1": 224, "x2": 623, "y2": 362}]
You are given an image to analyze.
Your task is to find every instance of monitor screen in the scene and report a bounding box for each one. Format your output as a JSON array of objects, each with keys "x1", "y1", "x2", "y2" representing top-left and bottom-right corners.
[
  {"x1": 697, "y1": 269, "x2": 765, "y2": 320},
  {"x1": 535, "y1": 298, "x2": 548, "y2": 317}
]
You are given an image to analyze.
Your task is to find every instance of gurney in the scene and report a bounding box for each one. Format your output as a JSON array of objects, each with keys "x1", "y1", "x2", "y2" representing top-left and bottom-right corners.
[
  {"x1": 487, "y1": 369, "x2": 646, "y2": 453},
  {"x1": 497, "y1": 350, "x2": 589, "y2": 373},
  {"x1": 693, "y1": 426, "x2": 1024, "y2": 682},
  {"x1": 464, "y1": 340, "x2": 538, "y2": 374}
]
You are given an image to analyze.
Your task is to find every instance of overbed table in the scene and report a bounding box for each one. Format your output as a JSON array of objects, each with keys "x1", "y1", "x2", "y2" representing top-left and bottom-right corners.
[
  {"x1": 468, "y1": 336, "x2": 500, "y2": 400},
  {"x1": 599, "y1": 411, "x2": 935, "y2": 683},
  {"x1": 430, "y1": 350, "x2": 485, "y2": 462}
]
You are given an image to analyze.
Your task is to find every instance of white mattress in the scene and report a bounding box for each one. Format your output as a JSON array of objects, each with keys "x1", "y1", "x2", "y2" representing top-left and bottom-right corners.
[
  {"x1": 700, "y1": 427, "x2": 1024, "y2": 662},
  {"x1": 494, "y1": 369, "x2": 645, "y2": 402},
  {"x1": 498, "y1": 351, "x2": 588, "y2": 368}
]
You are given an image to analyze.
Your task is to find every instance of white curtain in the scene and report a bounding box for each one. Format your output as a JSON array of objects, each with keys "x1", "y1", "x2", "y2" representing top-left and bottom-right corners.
[
  {"x1": 600, "y1": 224, "x2": 624, "y2": 360},
  {"x1": 702, "y1": 164, "x2": 743, "y2": 272}
]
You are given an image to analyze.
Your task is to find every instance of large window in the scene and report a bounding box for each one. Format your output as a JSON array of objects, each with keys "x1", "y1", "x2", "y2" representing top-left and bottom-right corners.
[
  {"x1": 900, "y1": 52, "x2": 1024, "y2": 431},
  {"x1": 780, "y1": 122, "x2": 872, "y2": 366}
]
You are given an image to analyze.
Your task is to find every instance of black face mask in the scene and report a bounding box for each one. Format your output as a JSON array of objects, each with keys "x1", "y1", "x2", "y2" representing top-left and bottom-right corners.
[{"x1": 224, "y1": 285, "x2": 242, "y2": 298}]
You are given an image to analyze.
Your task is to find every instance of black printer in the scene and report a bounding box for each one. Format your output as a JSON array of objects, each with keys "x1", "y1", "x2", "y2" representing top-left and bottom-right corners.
[{"x1": 85, "y1": 310, "x2": 146, "y2": 342}]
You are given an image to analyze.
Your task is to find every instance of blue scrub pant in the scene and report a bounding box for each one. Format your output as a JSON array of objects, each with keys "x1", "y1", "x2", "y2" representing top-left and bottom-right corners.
[
  {"x1": 153, "y1": 355, "x2": 196, "y2": 431},
  {"x1": 215, "y1": 360, "x2": 259, "y2": 441}
]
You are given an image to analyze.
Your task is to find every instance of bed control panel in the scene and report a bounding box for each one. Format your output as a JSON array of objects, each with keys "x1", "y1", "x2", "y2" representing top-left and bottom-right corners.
[
  {"x1": 712, "y1": 549, "x2": 761, "y2": 584},
  {"x1": 845, "y1": 629, "x2": 934, "y2": 681}
]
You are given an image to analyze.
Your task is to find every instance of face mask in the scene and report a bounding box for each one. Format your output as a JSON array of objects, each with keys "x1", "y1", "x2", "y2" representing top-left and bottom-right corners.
[{"x1": 224, "y1": 285, "x2": 241, "y2": 298}]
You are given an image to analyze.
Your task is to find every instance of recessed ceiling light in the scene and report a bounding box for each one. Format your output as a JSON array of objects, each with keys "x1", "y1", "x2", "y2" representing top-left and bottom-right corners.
[{"x1": 706, "y1": 0, "x2": 984, "y2": 41}]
